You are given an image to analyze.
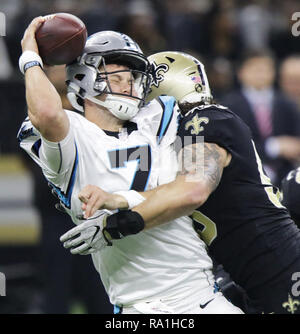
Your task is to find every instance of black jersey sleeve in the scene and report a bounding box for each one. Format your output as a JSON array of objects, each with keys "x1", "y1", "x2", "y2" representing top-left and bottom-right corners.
[
  {"x1": 281, "y1": 168, "x2": 300, "y2": 224},
  {"x1": 177, "y1": 104, "x2": 252, "y2": 155}
]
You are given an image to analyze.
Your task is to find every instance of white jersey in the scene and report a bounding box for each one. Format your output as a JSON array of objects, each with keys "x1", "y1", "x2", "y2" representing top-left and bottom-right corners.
[{"x1": 18, "y1": 97, "x2": 214, "y2": 313}]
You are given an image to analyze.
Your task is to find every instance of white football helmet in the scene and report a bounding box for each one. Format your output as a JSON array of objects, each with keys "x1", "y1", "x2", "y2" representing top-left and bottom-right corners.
[
  {"x1": 147, "y1": 51, "x2": 212, "y2": 106},
  {"x1": 66, "y1": 31, "x2": 151, "y2": 120}
]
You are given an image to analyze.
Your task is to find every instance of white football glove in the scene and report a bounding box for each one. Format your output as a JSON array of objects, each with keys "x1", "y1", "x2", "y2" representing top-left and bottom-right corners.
[{"x1": 59, "y1": 210, "x2": 112, "y2": 255}]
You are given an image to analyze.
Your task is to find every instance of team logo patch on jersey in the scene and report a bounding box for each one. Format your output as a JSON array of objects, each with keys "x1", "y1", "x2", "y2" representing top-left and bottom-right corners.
[
  {"x1": 185, "y1": 115, "x2": 209, "y2": 135},
  {"x1": 150, "y1": 61, "x2": 169, "y2": 88},
  {"x1": 282, "y1": 294, "x2": 300, "y2": 314},
  {"x1": 17, "y1": 125, "x2": 37, "y2": 142}
]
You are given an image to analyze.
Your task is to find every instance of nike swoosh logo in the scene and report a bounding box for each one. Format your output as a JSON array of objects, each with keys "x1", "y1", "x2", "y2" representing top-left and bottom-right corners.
[
  {"x1": 200, "y1": 299, "x2": 214, "y2": 309},
  {"x1": 91, "y1": 226, "x2": 101, "y2": 242}
]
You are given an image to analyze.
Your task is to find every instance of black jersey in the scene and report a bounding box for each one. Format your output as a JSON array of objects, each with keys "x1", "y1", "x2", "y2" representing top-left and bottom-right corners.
[
  {"x1": 177, "y1": 104, "x2": 300, "y2": 290},
  {"x1": 281, "y1": 167, "x2": 300, "y2": 225}
]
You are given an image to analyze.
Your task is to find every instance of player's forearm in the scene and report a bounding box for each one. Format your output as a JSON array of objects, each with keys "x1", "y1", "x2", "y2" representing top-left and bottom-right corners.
[
  {"x1": 21, "y1": 16, "x2": 69, "y2": 142},
  {"x1": 101, "y1": 177, "x2": 206, "y2": 242},
  {"x1": 105, "y1": 194, "x2": 129, "y2": 210},
  {"x1": 133, "y1": 175, "x2": 208, "y2": 229},
  {"x1": 25, "y1": 66, "x2": 62, "y2": 117},
  {"x1": 25, "y1": 66, "x2": 68, "y2": 141},
  {"x1": 132, "y1": 142, "x2": 229, "y2": 229},
  {"x1": 137, "y1": 188, "x2": 157, "y2": 200}
]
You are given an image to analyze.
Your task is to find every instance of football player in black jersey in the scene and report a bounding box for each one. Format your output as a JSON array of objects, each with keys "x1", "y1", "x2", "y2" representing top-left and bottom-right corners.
[
  {"x1": 62, "y1": 52, "x2": 300, "y2": 314},
  {"x1": 281, "y1": 167, "x2": 300, "y2": 227}
]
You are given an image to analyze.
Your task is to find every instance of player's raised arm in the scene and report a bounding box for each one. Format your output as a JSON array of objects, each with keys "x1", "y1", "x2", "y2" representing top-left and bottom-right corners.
[{"x1": 20, "y1": 17, "x2": 69, "y2": 142}]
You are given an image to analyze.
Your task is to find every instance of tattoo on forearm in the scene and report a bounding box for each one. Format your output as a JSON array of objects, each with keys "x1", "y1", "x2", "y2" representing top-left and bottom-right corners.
[
  {"x1": 203, "y1": 143, "x2": 223, "y2": 191},
  {"x1": 178, "y1": 142, "x2": 223, "y2": 191}
]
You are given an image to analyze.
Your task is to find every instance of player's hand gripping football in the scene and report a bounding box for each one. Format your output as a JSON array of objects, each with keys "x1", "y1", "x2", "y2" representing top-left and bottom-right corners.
[
  {"x1": 21, "y1": 16, "x2": 45, "y2": 54},
  {"x1": 60, "y1": 210, "x2": 113, "y2": 255}
]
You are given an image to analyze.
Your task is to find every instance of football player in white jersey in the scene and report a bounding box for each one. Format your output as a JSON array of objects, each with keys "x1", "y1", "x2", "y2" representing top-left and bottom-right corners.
[
  {"x1": 75, "y1": 51, "x2": 300, "y2": 314},
  {"x1": 17, "y1": 17, "x2": 242, "y2": 314}
]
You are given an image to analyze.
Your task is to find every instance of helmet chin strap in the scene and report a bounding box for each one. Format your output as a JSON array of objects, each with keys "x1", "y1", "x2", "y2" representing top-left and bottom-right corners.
[{"x1": 86, "y1": 95, "x2": 140, "y2": 121}]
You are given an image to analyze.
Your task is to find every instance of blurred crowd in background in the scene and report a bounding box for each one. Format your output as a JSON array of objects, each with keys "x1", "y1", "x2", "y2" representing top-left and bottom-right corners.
[
  {"x1": 1, "y1": 0, "x2": 300, "y2": 314},
  {"x1": 1, "y1": 0, "x2": 300, "y2": 154}
]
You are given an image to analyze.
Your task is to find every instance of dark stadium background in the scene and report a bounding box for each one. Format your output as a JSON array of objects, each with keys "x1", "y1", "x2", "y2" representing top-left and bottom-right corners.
[{"x1": 0, "y1": 0, "x2": 299, "y2": 314}]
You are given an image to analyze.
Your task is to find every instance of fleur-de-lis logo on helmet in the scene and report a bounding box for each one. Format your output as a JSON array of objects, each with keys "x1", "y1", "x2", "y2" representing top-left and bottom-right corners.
[{"x1": 150, "y1": 61, "x2": 169, "y2": 88}]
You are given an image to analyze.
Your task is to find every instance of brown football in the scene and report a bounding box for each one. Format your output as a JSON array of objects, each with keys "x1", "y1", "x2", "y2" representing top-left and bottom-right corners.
[{"x1": 35, "y1": 13, "x2": 87, "y2": 65}]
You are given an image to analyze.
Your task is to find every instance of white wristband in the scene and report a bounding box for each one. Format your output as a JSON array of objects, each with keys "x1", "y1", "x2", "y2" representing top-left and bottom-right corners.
[
  {"x1": 113, "y1": 190, "x2": 145, "y2": 209},
  {"x1": 19, "y1": 50, "x2": 44, "y2": 75}
]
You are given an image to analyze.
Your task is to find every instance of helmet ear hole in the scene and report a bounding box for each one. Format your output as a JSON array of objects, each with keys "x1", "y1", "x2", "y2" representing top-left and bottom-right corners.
[
  {"x1": 77, "y1": 96, "x2": 84, "y2": 108},
  {"x1": 75, "y1": 74, "x2": 85, "y2": 81},
  {"x1": 67, "y1": 91, "x2": 85, "y2": 114}
]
